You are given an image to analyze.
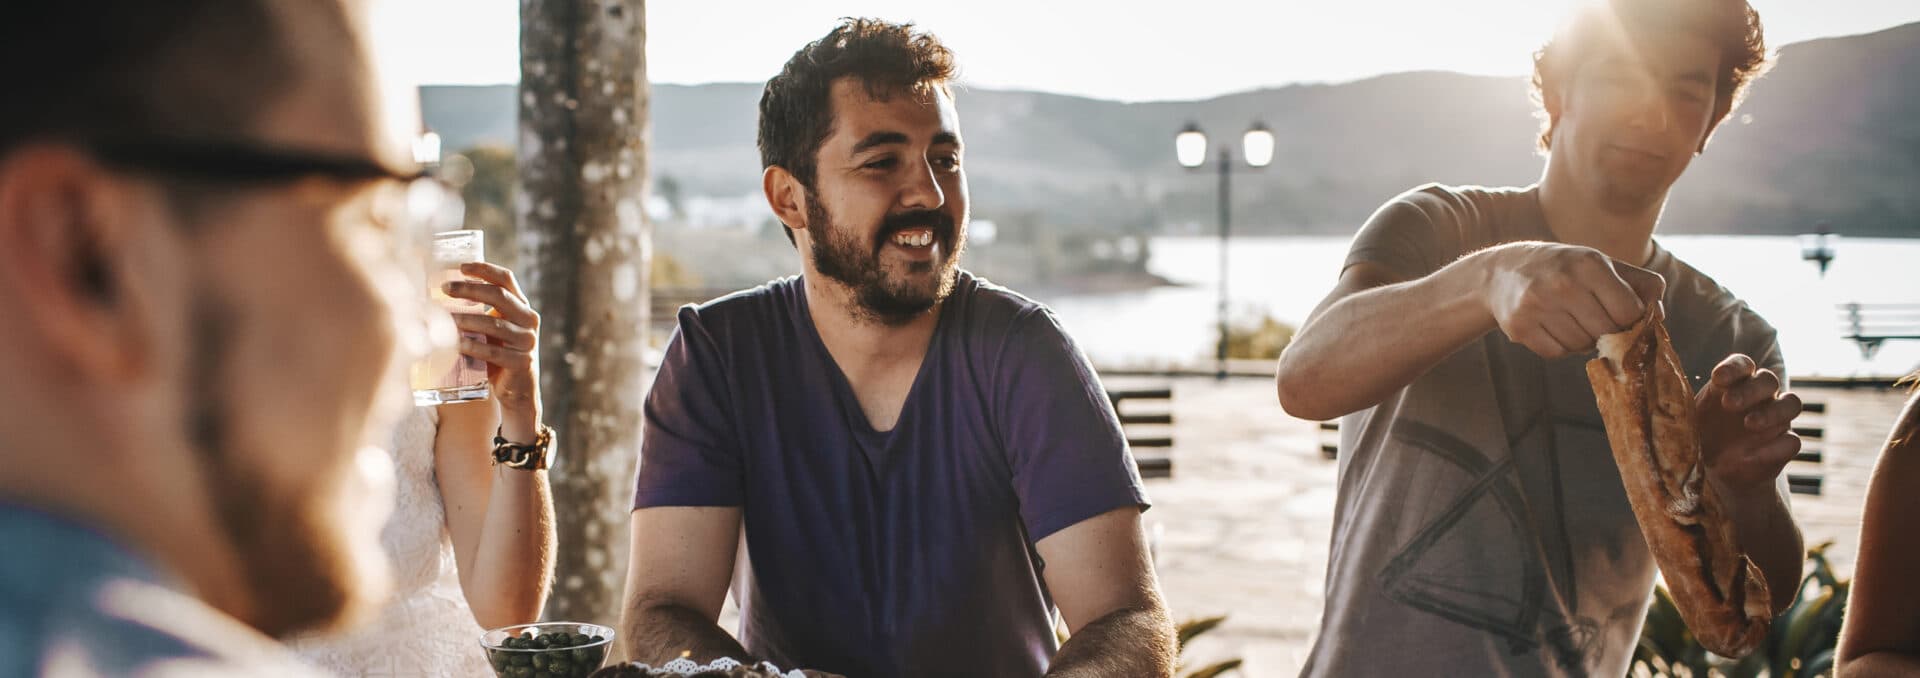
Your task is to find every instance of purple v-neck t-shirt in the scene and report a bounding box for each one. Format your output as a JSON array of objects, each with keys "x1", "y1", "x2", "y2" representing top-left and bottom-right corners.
[{"x1": 633, "y1": 271, "x2": 1149, "y2": 678}]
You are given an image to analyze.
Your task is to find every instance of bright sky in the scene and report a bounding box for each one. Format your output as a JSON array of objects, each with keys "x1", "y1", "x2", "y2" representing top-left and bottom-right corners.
[{"x1": 378, "y1": 0, "x2": 1920, "y2": 102}]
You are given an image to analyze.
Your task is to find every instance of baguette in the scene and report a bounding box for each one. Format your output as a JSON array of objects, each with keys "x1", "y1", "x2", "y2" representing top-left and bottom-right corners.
[{"x1": 1587, "y1": 305, "x2": 1771, "y2": 658}]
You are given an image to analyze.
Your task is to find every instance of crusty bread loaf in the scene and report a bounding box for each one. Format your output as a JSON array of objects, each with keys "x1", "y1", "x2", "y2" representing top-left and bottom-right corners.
[{"x1": 1587, "y1": 306, "x2": 1771, "y2": 658}]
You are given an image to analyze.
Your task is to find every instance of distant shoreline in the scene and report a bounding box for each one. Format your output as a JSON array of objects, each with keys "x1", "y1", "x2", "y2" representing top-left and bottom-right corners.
[{"x1": 1020, "y1": 269, "x2": 1183, "y2": 297}]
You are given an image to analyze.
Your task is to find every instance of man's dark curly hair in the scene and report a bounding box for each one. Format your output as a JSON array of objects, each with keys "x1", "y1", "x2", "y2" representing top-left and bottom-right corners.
[
  {"x1": 1530, "y1": 0, "x2": 1771, "y2": 152},
  {"x1": 757, "y1": 18, "x2": 958, "y2": 243}
]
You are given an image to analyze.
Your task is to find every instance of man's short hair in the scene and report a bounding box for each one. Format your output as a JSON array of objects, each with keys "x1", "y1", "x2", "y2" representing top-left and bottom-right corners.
[
  {"x1": 0, "y1": 0, "x2": 297, "y2": 155},
  {"x1": 1529, "y1": 0, "x2": 1771, "y2": 152},
  {"x1": 756, "y1": 18, "x2": 958, "y2": 244}
]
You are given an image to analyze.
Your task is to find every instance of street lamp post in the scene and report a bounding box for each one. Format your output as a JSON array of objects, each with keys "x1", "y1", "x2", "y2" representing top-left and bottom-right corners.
[{"x1": 1178, "y1": 121, "x2": 1273, "y2": 380}]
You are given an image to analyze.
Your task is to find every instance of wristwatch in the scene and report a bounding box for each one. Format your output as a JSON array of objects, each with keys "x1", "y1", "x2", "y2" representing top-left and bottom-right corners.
[{"x1": 491, "y1": 424, "x2": 556, "y2": 471}]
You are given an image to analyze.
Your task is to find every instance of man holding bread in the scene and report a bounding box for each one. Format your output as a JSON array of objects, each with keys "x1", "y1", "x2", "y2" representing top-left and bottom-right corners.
[{"x1": 1276, "y1": 1, "x2": 1805, "y2": 675}]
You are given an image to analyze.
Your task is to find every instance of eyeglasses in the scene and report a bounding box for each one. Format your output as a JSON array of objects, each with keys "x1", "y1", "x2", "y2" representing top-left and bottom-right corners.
[
  {"x1": 90, "y1": 138, "x2": 472, "y2": 373},
  {"x1": 90, "y1": 139, "x2": 427, "y2": 185},
  {"x1": 88, "y1": 138, "x2": 466, "y2": 267}
]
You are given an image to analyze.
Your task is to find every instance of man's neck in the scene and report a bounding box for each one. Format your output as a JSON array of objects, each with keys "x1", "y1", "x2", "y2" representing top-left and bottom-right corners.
[
  {"x1": 1537, "y1": 164, "x2": 1661, "y2": 266},
  {"x1": 802, "y1": 272, "x2": 941, "y2": 374}
]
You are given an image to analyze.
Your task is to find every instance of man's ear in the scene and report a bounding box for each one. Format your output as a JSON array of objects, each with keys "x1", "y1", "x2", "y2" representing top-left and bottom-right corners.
[
  {"x1": 0, "y1": 145, "x2": 162, "y2": 383},
  {"x1": 763, "y1": 165, "x2": 809, "y2": 235}
]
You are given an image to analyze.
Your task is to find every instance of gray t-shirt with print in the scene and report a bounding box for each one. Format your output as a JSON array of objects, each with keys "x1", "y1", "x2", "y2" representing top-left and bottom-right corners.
[{"x1": 1300, "y1": 184, "x2": 1786, "y2": 678}]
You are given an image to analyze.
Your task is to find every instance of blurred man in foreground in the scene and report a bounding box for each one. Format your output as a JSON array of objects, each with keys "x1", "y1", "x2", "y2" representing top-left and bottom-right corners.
[{"x1": 0, "y1": 0, "x2": 429, "y2": 674}]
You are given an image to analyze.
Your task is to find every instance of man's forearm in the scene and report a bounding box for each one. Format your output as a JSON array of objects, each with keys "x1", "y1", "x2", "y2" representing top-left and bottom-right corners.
[
  {"x1": 619, "y1": 602, "x2": 751, "y2": 664},
  {"x1": 1045, "y1": 606, "x2": 1175, "y2": 678},
  {"x1": 1277, "y1": 253, "x2": 1496, "y2": 421},
  {"x1": 1728, "y1": 487, "x2": 1804, "y2": 614}
]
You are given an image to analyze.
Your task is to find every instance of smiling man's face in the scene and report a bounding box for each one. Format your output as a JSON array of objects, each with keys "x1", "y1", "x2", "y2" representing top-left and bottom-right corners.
[{"x1": 800, "y1": 77, "x2": 969, "y2": 323}]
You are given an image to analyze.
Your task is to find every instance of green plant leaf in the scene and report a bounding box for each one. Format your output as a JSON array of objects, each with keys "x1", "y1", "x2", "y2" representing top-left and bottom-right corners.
[
  {"x1": 1781, "y1": 589, "x2": 1836, "y2": 672},
  {"x1": 1801, "y1": 648, "x2": 1835, "y2": 677},
  {"x1": 1686, "y1": 644, "x2": 1714, "y2": 674},
  {"x1": 1727, "y1": 646, "x2": 1768, "y2": 678},
  {"x1": 1183, "y1": 659, "x2": 1244, "y2": 678},
  {"x1": 1805, "y1": 582, "x2": 1850, "y2": 668},
  {"x1": 1773, "y1": 585, "x2": 1822, "y2": 671},
  {"x1": 1177, "y1": 616, "x2": 1229, "y2": 652},
  {"x1": 1643, "y1": 586, "x2": 1691, "y2": 661},
  {"x1": 1808, "y1": 540, "x2": 1838, "y2": 589}
]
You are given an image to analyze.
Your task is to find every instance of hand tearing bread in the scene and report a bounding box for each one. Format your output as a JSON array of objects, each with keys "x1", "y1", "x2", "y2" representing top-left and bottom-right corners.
[{"x1": 1587, "y1": 304, "x2": 1772, "y2": 658}]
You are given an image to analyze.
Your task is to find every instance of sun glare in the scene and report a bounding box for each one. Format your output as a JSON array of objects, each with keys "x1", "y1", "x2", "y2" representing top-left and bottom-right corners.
[
  {"x1": 393, "y1": 0, "x2": 1918, "y2": 102},
  {"x1": 363, "y1": 0, "x2": 427, "y2": 165}
]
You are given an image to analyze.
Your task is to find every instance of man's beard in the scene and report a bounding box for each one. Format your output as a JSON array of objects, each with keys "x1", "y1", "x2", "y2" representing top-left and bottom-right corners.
[
  {"x1": 1589, "y1": 147, "x2": 1676, "y2": 217},
  {"x1": 185, "y1": 293, "x2": 387, "y2": 638},
  {"x1": 806, "y1": 197, "x2": 965, "y2": 325},
  {"x1": 1595, "y1": 176, "x2": 1668, "y2": 217}
]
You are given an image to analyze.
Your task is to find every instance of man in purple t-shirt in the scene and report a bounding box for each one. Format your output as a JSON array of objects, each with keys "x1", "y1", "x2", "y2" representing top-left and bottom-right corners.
[{"x1": 614, "y1": 18, "x2": 1175, "y2": 678}]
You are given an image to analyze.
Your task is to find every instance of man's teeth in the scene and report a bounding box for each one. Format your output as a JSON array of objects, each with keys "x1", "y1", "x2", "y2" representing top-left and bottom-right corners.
[{"x1": 892, "y1": 231, "x2": 934, "y2": 247}]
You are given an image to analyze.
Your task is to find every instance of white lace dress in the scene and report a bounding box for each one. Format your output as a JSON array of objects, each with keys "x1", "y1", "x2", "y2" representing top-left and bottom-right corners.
[{"x1": 290, "y1": 406, "x2": 492, "y2": 676}]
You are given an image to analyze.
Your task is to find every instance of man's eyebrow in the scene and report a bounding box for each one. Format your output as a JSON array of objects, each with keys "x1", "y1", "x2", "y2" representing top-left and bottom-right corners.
[
  {"x1": 851, "y1": 131, "x2": 909, "y2": 154},
  {"x1": 1675, "y1": 70, "x2": 1715, "y2": 87}
]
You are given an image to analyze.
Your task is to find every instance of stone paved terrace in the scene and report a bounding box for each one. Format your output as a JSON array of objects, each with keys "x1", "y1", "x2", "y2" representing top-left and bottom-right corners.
[{"x1": 1119, "y1": 375, "x2": 1911, "y2": 676}]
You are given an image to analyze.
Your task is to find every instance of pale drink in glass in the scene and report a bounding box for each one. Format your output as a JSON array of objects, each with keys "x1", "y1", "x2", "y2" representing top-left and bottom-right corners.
[{"x1": 411, "y1": 230, "x2": 491, "y2": 405}]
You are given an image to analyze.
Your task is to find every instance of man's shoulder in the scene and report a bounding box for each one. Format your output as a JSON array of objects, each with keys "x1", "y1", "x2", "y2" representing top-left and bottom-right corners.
[
  {"x1": 0, "y1": 507, "x2": 323, "y2": 677},
  {"x1": 26, "y1": 578, "x2": 327, "y2": 677},
  {"x1": 1657, "y1": 248, "x2": 1775, "y2": 331},
  {"x1": 683, "y1": 276, "x2": 801, "y2": 321},
  {"x1": 1654, "y1": 246, "x2": 1783, "y2": 368},
  {"x1": 668, "y1": 276, "x2": 804, "y2": 344},
  {"x1": 1376, "y1": 183, "x2": 1535, "y2": 225},
  {"x1": 945, "y1": 272, "x2": 1062, "y2": 345},
  {"x1": 1351, "y1": 183, "x2": 1539, "y2": 275},
  {"x1": 954, "y1": 272, "x2": 1048, "y2": 320}
]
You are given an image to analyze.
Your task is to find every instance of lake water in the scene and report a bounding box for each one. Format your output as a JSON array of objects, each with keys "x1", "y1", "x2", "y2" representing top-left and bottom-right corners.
[{"x1": 1044, "y1": 235, "x2": 1920, "y2": 379}]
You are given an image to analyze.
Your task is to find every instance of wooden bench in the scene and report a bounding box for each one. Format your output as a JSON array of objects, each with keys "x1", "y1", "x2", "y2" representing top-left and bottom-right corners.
[
  {"x1": 1787, "y1": 399, "x2": 1828, "y2": 496},
  {"x1": 1108, "y1": 387, "x2": 1174, "y2": 479},
  {"x1": 1319, "y1": 421, "x2": 1340, "y2": 460},
  {"x1": 1838, "y1": 302, "x2": 1920, "y2": 360}
]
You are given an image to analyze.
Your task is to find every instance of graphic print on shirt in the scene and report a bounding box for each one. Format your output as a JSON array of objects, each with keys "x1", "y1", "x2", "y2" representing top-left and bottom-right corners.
[{"x1": 1375, "y1": 418, "x2": 1606, "y2": 672}]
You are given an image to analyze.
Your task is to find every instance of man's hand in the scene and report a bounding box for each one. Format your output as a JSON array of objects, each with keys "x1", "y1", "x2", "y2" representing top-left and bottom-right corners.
[
  {"x1": 1697, "y1": 354, "x2": 1803, "y2": 498},
  {"x1": 1695, "y1": 353, "x2": 1807, "y2": 613},
  {"x1": 1481, "y1": 243, "x2": 1665, "y2": 359}
]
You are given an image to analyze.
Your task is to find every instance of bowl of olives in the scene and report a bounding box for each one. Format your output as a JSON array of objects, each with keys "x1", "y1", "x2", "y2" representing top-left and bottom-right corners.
[{"x1": 480, "y1": 622, "x2": 615, "y2": 678}]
